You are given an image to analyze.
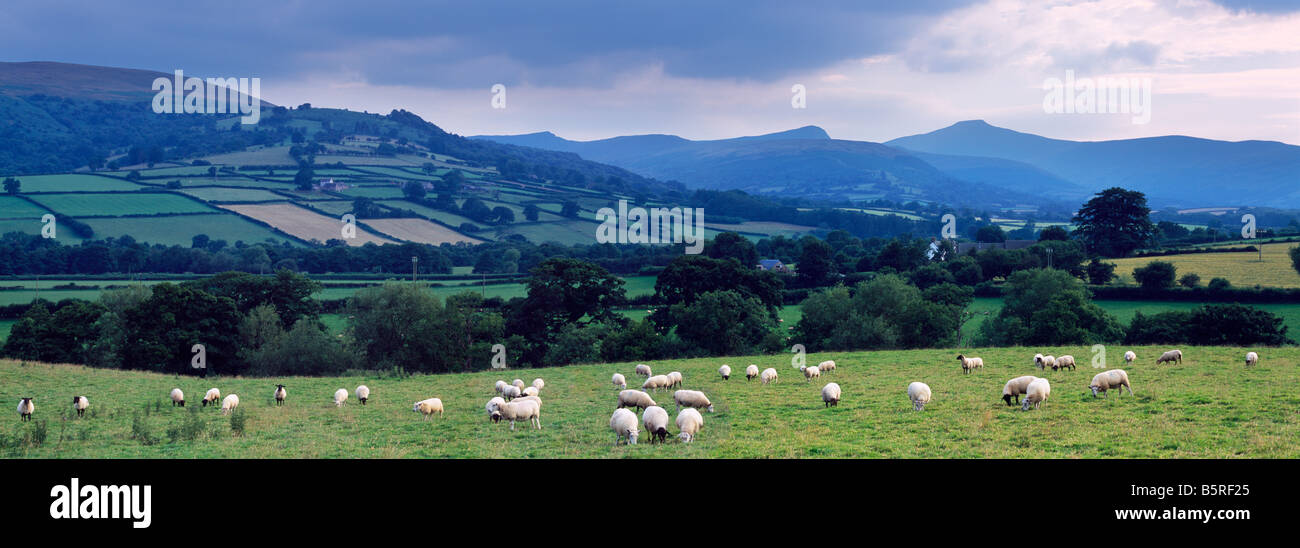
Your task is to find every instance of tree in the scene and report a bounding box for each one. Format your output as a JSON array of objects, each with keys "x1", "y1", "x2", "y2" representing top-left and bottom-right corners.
[
  {"x1": 796, "y1": 237, "x2": 836, "y2": 287},
  {"x1": 793, "y1": 275, "x2": 962, "y2": 351},
  {"x1": 1038, "y1": 225, "x2": 1069, "y2": 241},
  {"x1": 978, "y1": 268, "x2": 1124, "y2": 346},
  {"x1": 120, "y1": 283, "x2": 243, "y2": 375},
  {"x1": 1072, "y1": 187, "x2": 1156, "y2": 257},
  {"x1": 294, "y1": 167, "x2": 315, "y2": 191},
  {"x1": 492, "y1": 206, "x2": 516, "y2": 225},
  {"x1": 523, "y1": 204, "x2": 541, "y2": 221},
  {"x1": 1208, "y1": 277, "x2": 1232, "y2": 291},
  {"x1": 653, "y1": 255, "x2": 783, "y2": 315},
  {"x1": 2, "y1": 177, "x2": 19, "y2": 194},
  {"x1": 669, "y1": 290, "x2": 779, "y2": 356},
  {"x1": 1133, "y1": 261, "x2": 1176, "y2": 290},
  {"x1": 506, "y1": 258, "x2": 626, "y2": 366},
  {"x1": 560, "y1": 201, "x2": 581, "y2": 218},
  {"x1": 975, "y1": 225, "x2": 1006, "y2": 243},
  {"x1": 1178, "y1": 273, "x2": 1201, "y2": 288},
  {"x1": 705, "y1": 232, "x2": 759, "y2": 267},
  {"x1": 402, "y1": 181, "x2": 427, "y2": 199},
  {"x1": 1290, "y1": 246, "x2": 1300, "y2": 277},
  {"x1": 1086, "y1": 258, "x2": 1116, "y2": 285}
]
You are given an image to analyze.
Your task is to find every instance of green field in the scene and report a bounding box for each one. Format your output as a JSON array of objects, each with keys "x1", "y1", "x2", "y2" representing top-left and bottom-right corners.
[
  {"x1": 0, "y1": 196, "x2": 52, "y2": 218},
  {"x1": 180, "y1": 187, "x2": 288, "y2": 202},
  {"x1": 1107, "y1": 242, "x2": 1300, "y2": 289},
  {"x1": 29, "y1": 193, "x2": 215, "y2": 217},
  {"x1": 2, "y1": 344, "x2": 1296, "y2": 458},
  {"x1": 83, "y1": 214, "x2": 296, "y2": 247},
  {"x1": 9, "y1": 174, "x2": 143, "y2": 192}
]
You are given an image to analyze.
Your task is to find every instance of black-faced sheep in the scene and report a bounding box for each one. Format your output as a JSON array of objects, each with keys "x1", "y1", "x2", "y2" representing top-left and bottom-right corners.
[
  {"x1": 17, "y1": 398, "x2": 33, "y2": 421},
  {"x1": 170, "y1": 388, "x2": 185, "y2": 407},
  {"x1": 821, "y1": 383, "x2": 841, "y2": 407},
  {"x1": 274, "y1": 385, "x2": 286, "y2": 406},
  {"x1": 72, "y1": 396, "x2": 88, "y2": 418},
  {"x1": 1021, "y1": 378, "x2": 1050, "y2": 411},
  {"x1": 641, "y1": 406, "x2": 670, "y2": 444},
  {"x1": 957, "y1": 354, "x2": 983, "y2": 374},
  {"x1": 745, "y1": 364, "x2": 759, "y2": 381}
]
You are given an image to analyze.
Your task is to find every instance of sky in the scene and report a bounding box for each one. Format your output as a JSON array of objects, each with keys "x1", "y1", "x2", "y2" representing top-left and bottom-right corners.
[{"x1": 3, "y1": 0, "x2": 1299, "y2": 144}]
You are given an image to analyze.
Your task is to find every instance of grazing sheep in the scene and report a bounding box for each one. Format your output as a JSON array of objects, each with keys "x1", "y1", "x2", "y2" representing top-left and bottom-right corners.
[
  {"x1": 957, "y1": 354, "x2": 984, "y2": 374},
  {"x1": 1246, "y1": 352, "x2": 1259, "y2": 367},
  {"x1": 1124, "y1": 351, "x2": 1136, "y2": 365},
  {"x1": 513, "y1": 395, "x2": 542, "y2": 409},
  {"x1": 676, "y1": 408, "x2": 704, "y2": 443},
  {"x1": 333, "y1": 388, "x2": 349, "y2": 407},
  {"x1": 761, "y1": 368, "x2": 779, "y2": 385},
  {"x1": 512, "y1": 379, "x2": 525, "y2": 392},
  {"x1": 532, "y1": 378, "x2": 545, "y2": 390},
  {"x1": 501, "y1": 385, "x2": 522, "y2": 400},
  {"x1": 1089, "y1": 369, "x2": 1133, "y2": 398},
  {"x1": 667, "y1": 371, "x2": 683, "y2": 388},
  {"x1": 522, "y1": 386, "x2": 539, "y2": 398},
  {"x1": 170, "y1": 388, "x2": 185, "y2": 407},
  {"x1": 612, "y1": 373, "x2": 627, "y2": 390},
  {"x1": 617, "y1": 390, "x2": 657, "y2": 411},
  {"x1": 818, "y1": 360, "x2": 836, "y2": 373},
  {"x1": 499, "y1": 398, "x2": 541, "y2": 430},
  {"x1": 355, "y1": 385, "x2": 370, "y2": 405},
  {"x1": 72, "y1": 396, "x2": 89, "y2": 418},
  {"x1": 821, "y1": 383, "x2": 841, "y2": 407},
  {"x1": 273, "y1": 384, "x2": 287, "y2": 406},
  {"x1": 1033, "y1": 353, "x2": 1044, "y2": 369},
  {"x1": 1156, "y1": 349, "x2": 1183, "y2": 365},
  {"x1": 907, "y1": 382, "x2": 931, "y2": 411},
  {"x1": 1001, "y1": 376, "x2": 1040, "y2": 406},
  {"x1": 802, "y1": 365, "x2": 821, "y2": 381},
  {"x1": 635, "y1": 364, "x2": 652, "y2": 377},
  {"x1": 642, "y1": 375, "x2": 670, "y2": 392},
  {"x1": 486, "y1": 396, "x2": 506, "y2": 423},
  {"x1": 202, "y1": 388, "x2": 221, "y2": 407},
  {"x1": 1021, "y1": 378, "x2": 1050, "y2": 411},
  {"x1": 745, "y1": 364, "x2": 760, "y2": 381},
  {"x1": 412, "y1": 398, "x2": 444, "y2": 419},
  {"x1": 1053, "y1": 355, "x2": 1076, "y2": 371},
  {"x1": 642, "y1": 406, "x2": 670, "y2": 444},
  {"x1": 495, "y1": 380, "x2": 507, "y2": 394},
  {"x1": 673, "y1": 390, "x2": 715, "y2": 413},
  {"x1": 610, "y1": 408, "x2": 639, "y2": 445},
  {"x1": 221, "y1": 394, "x2": 239, "y2": 415},
  {"x1": 17, "y1": 398, "x2": 33, "y2": 421},
  {"x1": 1035, "y1": 355, "x2": 1056, "y2": 370},
  {"x1": 719, "y1": 365, "x2": 731, "y2": 380}
]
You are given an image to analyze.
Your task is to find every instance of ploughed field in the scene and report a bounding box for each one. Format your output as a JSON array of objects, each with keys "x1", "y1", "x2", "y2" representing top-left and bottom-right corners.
[{"x1": 2, "y1": 345, "x2": 1296, "y2": 458}]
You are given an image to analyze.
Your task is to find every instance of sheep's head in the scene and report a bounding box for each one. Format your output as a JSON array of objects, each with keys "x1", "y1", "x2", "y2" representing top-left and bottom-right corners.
[
  {"x1": 956, "y1": 354, "x2": 965, "y2": 362},
  {"x1": 1021, "y1": 399, "x2": 1032, "y2": 411},
  {"x1": 1002, "y1": 394, "x2": 1014, "y2": 406},
  {"x1": 706, "y1": 404, "x2": 715, "y2": 413},
  {"x1": 1090, "y1": 385, "x2": 1101, "y2": 397},
  {"x1": 913, "y1": 400, "x2": 926, "y2": 411}
]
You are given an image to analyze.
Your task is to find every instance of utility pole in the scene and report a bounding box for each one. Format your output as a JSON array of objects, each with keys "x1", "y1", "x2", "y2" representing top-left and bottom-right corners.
[{"x1": 411, "y1": 256, "x2": 418, "y2": 283}]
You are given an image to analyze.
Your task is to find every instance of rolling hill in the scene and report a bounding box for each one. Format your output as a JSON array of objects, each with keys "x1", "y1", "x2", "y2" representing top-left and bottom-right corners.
[{"x1": 887, "y1": 120, "x2": 1300, "y2": 208}]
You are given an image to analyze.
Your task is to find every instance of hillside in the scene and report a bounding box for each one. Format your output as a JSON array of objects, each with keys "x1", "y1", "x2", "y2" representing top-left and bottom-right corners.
[
  {"x1": 473, "y1": 127, "x2": 1052, "y2": 211},
  {"x1": 2, "y1": 345, "x2": 1296, "y2": 458},
  {"x1": 887, "y1": 120, "x2": 1300, "y2": 208}
]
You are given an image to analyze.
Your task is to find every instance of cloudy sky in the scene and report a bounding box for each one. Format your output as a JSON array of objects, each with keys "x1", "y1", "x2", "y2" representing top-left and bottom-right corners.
[{"x1": 3, "y1": 0, "x2": 1298, "y2": 144}]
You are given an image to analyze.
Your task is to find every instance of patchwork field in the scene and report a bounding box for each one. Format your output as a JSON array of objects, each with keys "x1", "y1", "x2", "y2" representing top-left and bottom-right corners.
[
  {"x1": 363, "y1": 218, "x2": 486, "y2": 245},
  {"x1": 1107, "y1": 242, "x2": 1300, "y2": 289},
  {"x1": 2, "y1": 344, "x2": 1295, "y2": 458},
  {"x1": 0, "y1": 196, "x2": 51, "y2": 218},
  {"x1": 28, "y1": 193, "x2": 215, "y2": 217},
  {"x1": 179, "y1": 187, "x2": 288, "y2": 202},
  {"x1": 8, "y1": 174, "x2": 142, "y2": 192},
  {"x1": 83, "y1": 214, "x2": 295, "y2": 247},
  {"x1": 220, "y1": 203, "x2": 395, "y2": 246}
]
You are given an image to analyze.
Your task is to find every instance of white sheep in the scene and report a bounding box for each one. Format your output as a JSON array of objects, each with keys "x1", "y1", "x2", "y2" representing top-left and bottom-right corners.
[
  {"x1": 673, "y1": 390, "x2": 714, "y2": 413},
  {"x1": 818, "y1": 360, "x2": 836, "y2": 373},
  {"x1": 642, "y1": 374, "x2": 670, "y2": 392},
  {"x1": 617, "y1": 390, "x2": 657, "y2": 411},
  {"x1": 273, "y1": 384, "x2": 287, "y2": 406},
  {"x1": 17, "y1": 398, "x2": 34, "y2": 421},
  {"x1": 355, "y1": 385, "x2": 370, "y2": 405},
  {"x1": 1033, "y1": 353, "x2": 1044, "y2": 369},
  {"x1": 761, "y1": 368, "x2": 779, "y2": 385},
  {"x1": 635, "y1": 364, "x2": 652, "y2": 377},
  {"x1": 642, "y1": 406, "x2": 670, "y2": 444},
  {"x1": 1123, "y1": 351, "x2": 1136, "y2": 365},
  {"x1": 72, "y1": 396, "x2": 89, "y2": 418},
  {"x1": 333, "y1": 388, "x2": 349, "y2": 407},
  {"x1": 1035, "y1": 355, "x2": 1056, "y2": 370},
  {"x1": 412, "y1": 398, "x2": 444, "y2": 419},
  {"x1": 499, "y1": 398, "x2": 541, "y2": 430},
  {"x1": 612, "y1": 373, "x2": 627, "y2": 390},
  {"x1": 745, "y1": 364, "x2": 760, "y2": 381},
  {"x1": 501, "y1": 385, "x2": 522, "y2": 400},
  {"x1": 221, "y1": 394, "x2": 240, "y2": 415},
  {"x1": 718, "y1": 365, "x2": 731, "y2": 380},
  {"x1": 512, "y1": 379, "x2": 525, "y2": 391},
  {"x1": 666, "y1": 371, "x2": 683, "y2": 388},
  {"x1": 1053, "y1": 355, "x2": 1076, "y2": 371},
  {"x1": 513, "y1": 395, "x2": 542, "y2": 409},
  {"x1": 1156, "y1": 349, "x2": 1183, "y2": 365},
  {"x1": 170, "y1": 388, "x2": 185, "y2": 407},
  {"x1": 957, "y1": 354, "x2": 984, "y2": 374},
  {"x1": 486, "y1": 396, "x2": 506, "y2": 423},
  {"x1": 1245, "y1": 351, "x2": 1259, "y2": 367},
  {"x1": 202, "y1": 388, "x2": 221, "y2": 407},
  {"x1": 821, "y1": 383, "x2": 841, "y2": 407},
  {"x1": 676, "y1": 408, "x2": 703, "y2": 443},
  {"x1": 495, "y1": 380, "x2": 507, "y2": 394},
  {"x1": 610, "y1": 408, "x2": 639, "y2": 445},
  {"x1": 522, "y1": 386, "x2": 539, "y2": 397},
  {"x1": 1089, "y1": 369, "x2": 1133, "y2": 397},
  {"x1": 907, "y1": 382, "x2": 931, "y2": 411},
  {"x1": 1021, "y1": 378, "x2": 1050, "y2": 411},
  {"x1": 802, "y1": 365, "x2": 821, "y2": 381},
  {"x1": 1001, "y1": 375, "x2": 1040, "y2": 406},
  {"x1": 532, "y1": 378, "x2": 545, "y2": 390}
]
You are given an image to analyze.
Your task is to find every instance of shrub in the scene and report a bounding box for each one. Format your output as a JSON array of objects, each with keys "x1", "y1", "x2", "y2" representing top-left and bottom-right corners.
[
  {"x1": 1132, "y1": 261, "x2": 1177, "y2": 290},
  {"x1": 131, "y1": 412, "x2": 159, "y2": 445},
  {"x1": 229, "y1": 409, "x2": 247, "y2": 437},
  {"x1": 1178, "y1": 273, "x2": 1201, "y2": 288}
]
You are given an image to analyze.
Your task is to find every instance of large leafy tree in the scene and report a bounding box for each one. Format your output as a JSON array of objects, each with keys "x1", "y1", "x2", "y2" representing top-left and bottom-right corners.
[
  {"x1": 653, "y1": 254, "x2": 783, "y2": 314},
  {"x1": 668, "y1": 290, "x2": 779, "y2": 356},
  {"x1": 1072, "y1": 187, "x2": 1156, "y2": 257},
  {"x1": 120, "y1": 283, "x2": 243, "y2": 375},
  {"x1": 978, "y1": 268, "x2": 1124, "y2": 346},
  {"x1": 506, "y1": 258, "x2": 626, "y2": 366},
  {"x1": 705, "y1": 232, "x2": 759, "y2": 267}
]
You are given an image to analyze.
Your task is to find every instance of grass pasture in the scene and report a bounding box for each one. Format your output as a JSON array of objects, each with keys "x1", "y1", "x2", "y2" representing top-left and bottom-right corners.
[
  {"x1": 83, "y1": 214, "x2": 295, "y2": 247},
  {"x1": 179, "y1": 187, "x2": 288, "y2": 202},
  {"x1": 363, "y1": 218, "x2": 485, "y2": 245},
  {"x1": 29, "y1": 193, "x2": 215, "y2": 217},
  {"x1": 0, "y1": 196, "x2": 52, "y2": 218},
  {"x1": 1107, "y1": 242, "x2": 1300, "y2": 289},
  {"x1": 9, "y1": 174, "x2": 143, "y2": 192},
  {"x1": 1, "y1": 344, "x2": 1296, "y2": 458}
]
